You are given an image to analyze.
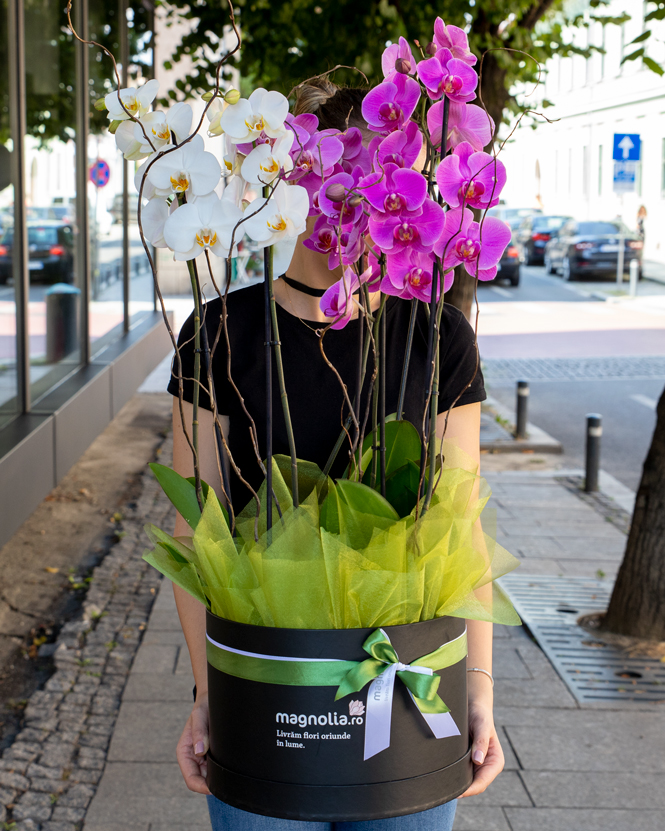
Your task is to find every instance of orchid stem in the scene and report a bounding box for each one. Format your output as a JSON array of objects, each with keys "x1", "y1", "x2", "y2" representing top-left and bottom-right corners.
[
  {"x1": 264, "y1": 244, "x2": 273, "y2": 532},
  {"x1": 185, "y1": 258, "x2": 204, "y2": 512},
  {"x1": 424, "y1": 280, "x2": 446, "y2": 512},
  {"x1": 396, "y1": 298, "x2": 418, "y2": 421},
  {"x1": 379, "y1": 298, "x2": 387, "y2": 497},
  {"x1": 266, "y1": 246, "x2": 299, "y2": 508},
  {"x1": 369, "y1": 298, "x2": 386, "y2": 491}
]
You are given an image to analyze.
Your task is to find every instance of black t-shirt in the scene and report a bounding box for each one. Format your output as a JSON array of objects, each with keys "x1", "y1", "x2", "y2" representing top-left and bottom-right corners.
[{"x1": 167, "y1": 282, "x2": 485, "y2": 511}]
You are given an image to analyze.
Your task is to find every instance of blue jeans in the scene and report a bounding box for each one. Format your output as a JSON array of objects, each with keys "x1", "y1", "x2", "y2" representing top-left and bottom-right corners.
[{"x1": 207, "y1": 795, "x2": 457, "y2": 830}]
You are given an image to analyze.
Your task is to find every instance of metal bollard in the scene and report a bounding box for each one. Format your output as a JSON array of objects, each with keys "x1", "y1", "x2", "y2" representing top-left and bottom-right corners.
[
  {"x1": 585, "y1": 414, "x2": 602, "y2": 493},
  {"x1": 515, "y1": 380, "x2": 529, "y2": 439},
  {"x1": 46, "y1": 283, "x2": 80, "y2": 363},
  {"x1": 629, "y1": 258, "x2": 639, "y2": 297}
]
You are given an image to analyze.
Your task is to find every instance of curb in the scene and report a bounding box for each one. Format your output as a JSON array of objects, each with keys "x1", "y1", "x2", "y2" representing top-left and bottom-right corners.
[{"x1": 481, "y1": 395, "x2": 563, "y2": 454}]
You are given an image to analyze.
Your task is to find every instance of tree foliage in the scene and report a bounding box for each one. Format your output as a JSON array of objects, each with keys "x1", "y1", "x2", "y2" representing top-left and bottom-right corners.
[{"x1": 158, "y1": 0, "x2": 643, "y2": 128}]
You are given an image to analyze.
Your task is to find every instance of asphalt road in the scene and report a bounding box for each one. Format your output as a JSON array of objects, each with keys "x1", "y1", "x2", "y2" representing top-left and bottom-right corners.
[{"x1": 481, "y1": 264, "x2": 664, "y2": 491}]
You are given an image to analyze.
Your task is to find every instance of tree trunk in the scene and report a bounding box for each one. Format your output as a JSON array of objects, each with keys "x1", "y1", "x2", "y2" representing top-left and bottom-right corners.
[
  {"x1": 604, "y1": 384, "x2": 665, "y2": 640},
  {"x1": 445, "y1": 266, "x2": 475, "y2": 321}
]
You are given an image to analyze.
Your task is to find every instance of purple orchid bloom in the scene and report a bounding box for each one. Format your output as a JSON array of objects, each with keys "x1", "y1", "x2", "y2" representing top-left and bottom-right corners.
[
  {"x1": 329, "y1": 222, "x2": 367, "y2": 270},
  {"x1": 436, "y1": 141, "x2": 506, "y2": 210},
  {"x1": 362, "y1": 74, "x2": 421, "y2": 135},
  {"x1": 303, "y1": 215, "x2": 338, "y2": 257},
  {"x1": 288, "y1": 129, "x2": 344, "y2": 183},
  {"x1": 382, "y1": 250, "x2": 445, "y2": 302},
  {"x1": 337, "y1": 127, "x2": 372, "y2": 176},
  {"x1": 434, "y1": 207, "x2": 511, "y2": 281},
  {"x1": 416, "y1": 48, "x2": 478, "y2": 103},
  {"x1": 362, "y1": 163, "x2": 427, "y2": 216},
  {"x1": 318, "y1": 166, "x2": 366, "y2": 227},
  {"x1": 433, "y1": 18, "x2": 477, "y2": 66},
  {"x1": 320, "y1": 266, "x2": 372, "y2": 330},
  {"x1": 427, "y1": 101, "x2": 494, "y2": 153},
  {"x1": 382, "y1": 37, "x2": 416, "y2": 80},
  {"x1": 369, "y1": 195, "x2": 444, "y2": 255},
  {"x1": 369, "y1": 121, "x2": 423, "y2": 170}
]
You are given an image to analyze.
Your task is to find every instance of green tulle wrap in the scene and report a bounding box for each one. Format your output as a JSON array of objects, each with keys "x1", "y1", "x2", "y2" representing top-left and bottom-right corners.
[{"x1": 143, "y1": 443, "x2": 521, "y2": 630}]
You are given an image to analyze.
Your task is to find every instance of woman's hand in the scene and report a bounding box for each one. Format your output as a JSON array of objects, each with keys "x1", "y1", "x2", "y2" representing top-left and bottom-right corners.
[
  {"x1": 176, "y1": 692, "x2": 211, "y2": 795},
  {"x1": 459, "y1": 676, "x2": 504, "y2": 798}
]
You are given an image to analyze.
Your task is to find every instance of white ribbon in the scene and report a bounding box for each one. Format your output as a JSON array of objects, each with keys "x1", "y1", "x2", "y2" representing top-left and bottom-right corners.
[{"x1": 362, "y1": 629, "x2": 462, "y2": 760}]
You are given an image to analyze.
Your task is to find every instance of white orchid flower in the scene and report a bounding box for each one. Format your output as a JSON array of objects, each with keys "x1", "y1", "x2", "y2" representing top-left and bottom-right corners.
[
  {"x1": 163, "y1": 193, "x2": 243, "y2": 261},
  {"x1": 243, "y1": 181, "x2": 309, "y2": 273},
  {"x1": 147, "y1": 134, "x2": 222, "y2": 198},
  {"x1": 207, "y1": 99, "x2": 225, "y2": 137},
  {"x1": 105, "y1": 78, "x2": 159, "y2": 122},
  {"x1": 134, "y1": 156, "x2": 157, "y2": 198},
  {"x1": 115, "y1": 103, "x2": 193, "y2": 162},
  {"x1": 241, "y1": 132, "x2": 295, "y2": 185},
  {"x1": 222, "y1": 176, "x2": 248, "y2": 209},
  {"x1": 220, "y1": 88, "x2": 289, "y2": 145},
  {"x1": 223, "y1": 134, "x2": 244, "y2": 176},
  {"x1": 140, "y1": 197, "x2": 171, "y2": 248}
]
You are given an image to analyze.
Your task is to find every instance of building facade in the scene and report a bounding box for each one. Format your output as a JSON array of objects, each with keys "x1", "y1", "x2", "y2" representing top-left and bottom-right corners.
[
  {"x1": 500, "y1": 0, "x2": 665, "y2": 262},
  {"x1": 0, "y1": 0, "x2": 171, "y2": 546}
]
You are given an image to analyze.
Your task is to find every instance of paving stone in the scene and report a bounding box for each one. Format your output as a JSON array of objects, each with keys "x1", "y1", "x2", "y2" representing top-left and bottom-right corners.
[
  {"x1": 521, "y1": 771, "x2": 665, "y2": 809},
  {"x1": 77, "y1": 748, "x2": 106, "y2": 770},
  {"x1": 26, "y1": 764, "x2": 65, "y2": 781},
  {"x1": 0, "y1": 770, "x2": 30, "y2": 791},
  {"x1": 13, "y1": 790, "x2": 53, "y2": 821},
  {"x1": 0, "y1": 785, "x2": 16, "y2": 805},
  {"x1": 139, "y1": 629, "x2": 187, "y2": 647},
  {"x1": 15, "y1": 729, "x2": 48, "y2": 744},
  {"x1": 0, "y1": 758, "x2": 29, "y2": 774},
  {"x1": 504, "y1": 710, "x2": 665, "y2": 772},
  {"x1": 79, "y1": 733, "x2": 110, "y2": 750},
  {"x1": 38, "y1": 743, "x2": 76, "y2": 769},
  {"x1": 65, "y1": 768, "x2": 101, "y2": 785},
  {"x1": 108, "y1": 701, "x2": 191, "y2": 762},
  {"x1": 6, "y1": 743, "x2": 42, "y2": 762},
  {"x1": 42, "y1": 822, "x2": 77, "y2": 831},
  {"x1": 504, "y1": 807, "x2": 663, "y2": 831},
  {"x1": 29, "y1": 779, "x2": 66, "y2": 794},
  {"x1": 130, "y1": 643, "x2": 178, "y2": 674},
  {"x1": 51, "y1": 806, "x2": 86, "y2": 822},
  {"x1": 146, "y1": 610, "x2": 183, "y2": 632},
  {"x1": 491, "y1": 645, "x2": 532, "y2": 680},
  {"x1": 122, "y1": 672, "x2": 195, "y2": 703},
  {"x1": 0, "y1": 804, "x2": 5, "y2": 823},
  {"x1": 13, "y1": 819, "x2": 42, "y2": 831},
  {"x1": 467, "y1": 771, "x2": 532, "y2": 807},
  {"x1": 58, "y1": 783, "x2": 95, "y2": 808},
  {"x1": 453, "y1": 804, "x2": 511, "y2": 830}
]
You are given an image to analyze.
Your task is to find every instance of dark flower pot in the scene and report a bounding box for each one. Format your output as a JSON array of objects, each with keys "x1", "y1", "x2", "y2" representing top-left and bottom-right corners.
[{"x1": 206, "y1": 611, "x2": 472, "y2": 822}]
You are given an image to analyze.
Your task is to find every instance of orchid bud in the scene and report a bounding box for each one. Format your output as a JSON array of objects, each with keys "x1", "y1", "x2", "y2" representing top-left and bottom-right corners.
[
  {"x1": 224, "y1": 88, "x2": 241, "y2": 105},
  {"x1": 326, "y1": 183, "x2": 347, "y2": 202},
  {"x1": 347, "y1": 193, "x2": 363, "y2": 208},
  {"x1": 394, "y1": 58, "x2": 412, "y2": 74},
  {"x1": 201, "y1": 90, "x2": 217, "y2": 102},
  {"x1": 425, "y1": 42, "x2": 438, "y2": 57},
  {"x1": 108, "y1": 120, "x2": 122, "y2": 134},
  {"x1": 94, "y1": 98, "x2": 107, "y2": 112}
]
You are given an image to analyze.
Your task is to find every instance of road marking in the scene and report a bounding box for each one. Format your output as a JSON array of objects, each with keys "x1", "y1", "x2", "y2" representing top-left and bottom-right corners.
[
  {"x1": 630, "y1": 394, "x2": 657, "y2": 410},
  {"x1": 490, "y1": 286, "x2": 513, "y2": 298}
]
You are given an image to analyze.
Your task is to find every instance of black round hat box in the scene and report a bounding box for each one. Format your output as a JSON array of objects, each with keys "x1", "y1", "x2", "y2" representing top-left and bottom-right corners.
[{"x1": 206, "y1": 611, "x2": 473, "y2": 822}]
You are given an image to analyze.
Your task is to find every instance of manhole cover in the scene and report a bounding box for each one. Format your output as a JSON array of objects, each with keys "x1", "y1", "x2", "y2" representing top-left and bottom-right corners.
[{"x1": 499, "y1": 574, "x2": 665, "y2": 705}]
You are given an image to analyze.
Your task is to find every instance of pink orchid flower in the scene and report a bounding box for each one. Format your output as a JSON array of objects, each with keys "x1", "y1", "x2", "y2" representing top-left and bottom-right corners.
[
  {"x1": 382, "y1": 250, "x2": 453, "y2": 302},
  {"x1": 416, "y1": 48, "x2": 478, "y2": 103},
  {"x1": 329, "y1": 223, "x2": 367, "y2": 270},
  {"x1": 336, "y1": 127, "x2": 372, "y2": 175},
  {"x1": 434, "y1": 207, "x2": 511, "y2": 281},
  {"x1": 382, "y1": 37, "x2": 416, "y2": 80},
  {"x1": 369, "y1": 121, "x2": 423, "y2": 170},
  {"x1": 427, "y1": 101, "x2": 494, "y2": 153},
  {"x1": 433, "y1": 18, "x2": 477, "y2": 66},
  {"x1": 369, "y1": 195, "x2": 444, "y2": 255},
  {"x1": 303, "y1": 215, "x2": 338, "y2": 257},
  {"x1": 320, "y1": 266, "x2": 372, "y2": 329},
  {"x1": 362, "y1": 163, "x2": 427, "y2": 216},
  {"x1": 318, "y1": 166, "x2": 366, "y2": 227},
  {"x1": 362, "y1": 74, "x2": 421, "y2": 135},
  {"x1": 436, "y1": 141, "x2": 506, "y2": 210}
]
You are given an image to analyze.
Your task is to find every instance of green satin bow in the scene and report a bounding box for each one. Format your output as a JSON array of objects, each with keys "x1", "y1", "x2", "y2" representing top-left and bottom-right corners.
[{"x1": 334, "y1": 628, "x2": 467, "y2": 715}]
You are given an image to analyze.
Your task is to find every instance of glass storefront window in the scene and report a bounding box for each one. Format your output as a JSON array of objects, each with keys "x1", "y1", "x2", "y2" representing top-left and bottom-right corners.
[
  {"x1": 24, "y1": 0, "x2": 81, "y2": 401},
  {"x1": 0, "y1": 0, "x2": 18, "y2": 428}
]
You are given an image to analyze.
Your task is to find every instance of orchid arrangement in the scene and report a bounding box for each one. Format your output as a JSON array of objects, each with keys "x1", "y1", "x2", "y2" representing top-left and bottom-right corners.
[{"x1": 71, "y1": 1, "x2": 519, "y2": 630}]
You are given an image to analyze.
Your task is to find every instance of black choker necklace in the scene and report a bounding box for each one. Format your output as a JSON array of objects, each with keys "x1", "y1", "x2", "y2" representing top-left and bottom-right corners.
[{"x1": 280, "y1": 275, "x2": 327, "y2": 298}]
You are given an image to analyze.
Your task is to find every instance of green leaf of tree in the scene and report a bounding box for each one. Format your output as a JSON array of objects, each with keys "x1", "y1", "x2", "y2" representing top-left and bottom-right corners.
[{"x1": 643, "y1": 55, "x2": 665, "y2": 75}]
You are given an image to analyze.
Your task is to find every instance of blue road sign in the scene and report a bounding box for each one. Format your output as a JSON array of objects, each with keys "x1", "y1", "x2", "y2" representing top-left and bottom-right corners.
[
  {"x1": 89, "y1": 159, "x2": 110, "y2": 188},
  {"x1": 613, "y1": 160, "x2": 636, "y2": 193},
  {"x1": 613, "y1": 134, "x2": 640, "y2": 162}
]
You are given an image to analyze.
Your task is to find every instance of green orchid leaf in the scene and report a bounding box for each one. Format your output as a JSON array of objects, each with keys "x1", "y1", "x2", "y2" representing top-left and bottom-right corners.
[
  {"x1": 335, "y1": 479, "x2": 399, "y2": 522},
  {"x1": 358, "y1": 420, "x2": 422, "y2": 486},
  {"x1": 186, "y1": 477, "x2": 229, "y2": 527},
  {"x1": 150, "y1": 463, "x2": 201, "y2": 528},
  {"x1": 385, "y1": 460, "x2": 426, "y2": 518}
]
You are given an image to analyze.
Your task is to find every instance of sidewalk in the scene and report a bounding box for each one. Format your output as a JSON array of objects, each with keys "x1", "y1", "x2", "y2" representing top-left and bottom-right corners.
[{"x1": 2, "y1": 420, "x2": 663, "y2": 831}]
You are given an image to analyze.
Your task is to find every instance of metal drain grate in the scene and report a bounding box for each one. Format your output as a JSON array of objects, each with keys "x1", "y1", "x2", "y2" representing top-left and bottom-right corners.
[{"x1": 500, "y1": 573, "x2": 665, "y2": 705}]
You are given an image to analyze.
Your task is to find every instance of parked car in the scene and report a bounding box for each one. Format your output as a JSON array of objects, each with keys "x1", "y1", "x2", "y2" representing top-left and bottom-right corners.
[
  {"x1": 487, "y1": 206, "x2": 543, "y2": 231},
  {"x1": 543, "y1": 219, "x2": 643, "y2": 281},
  {"x1": 0, "y1": 221, "x2": 75, "y2": 284},
  {"x1": 515, "y1": 214, "x2": 572, "y2": 265},
  {"x1": 494, "y1": 239, "x2": 521, "y2": 286}
]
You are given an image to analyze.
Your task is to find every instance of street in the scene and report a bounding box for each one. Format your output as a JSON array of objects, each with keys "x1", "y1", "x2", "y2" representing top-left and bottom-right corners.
[{"x1": 478, "y1": 265, "x2": 665, "y2": 490}]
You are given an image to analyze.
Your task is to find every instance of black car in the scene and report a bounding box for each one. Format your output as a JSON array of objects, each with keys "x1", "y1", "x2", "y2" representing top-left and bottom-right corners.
[
  {"x1": 494, "y1": 239, "x2": 521, "y2": 286},
  {"x1": 544, "y1": 219, "x2": 643, "y2": 281},
  {"x1": 515, "y1": 214, "x2": 572, "y2": 265},
  {"x1": 0, "y1": 221, "x2": 75, "y2": 284},
  {"x1": 486, "y1": 206, "x2": 542, "y2": 232}
]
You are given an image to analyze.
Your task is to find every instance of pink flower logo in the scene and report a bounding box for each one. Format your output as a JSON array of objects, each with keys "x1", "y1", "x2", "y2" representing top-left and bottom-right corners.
[{"x1": 349, "y1": 700, "x2": 365, "y2": 717}]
